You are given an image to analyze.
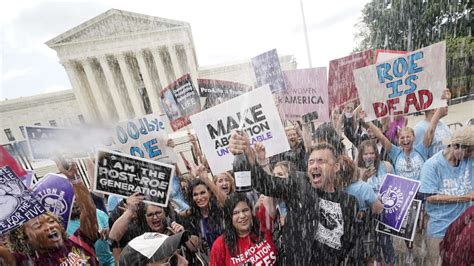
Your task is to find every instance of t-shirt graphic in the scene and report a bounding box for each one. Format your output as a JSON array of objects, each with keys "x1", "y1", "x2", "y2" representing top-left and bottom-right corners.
[
  {"x1": 389, "y1": 144, "x2": 428, "y2": 180},
  {"x1": 315, "y1": 198, "x2": 344, "y2": 249}
]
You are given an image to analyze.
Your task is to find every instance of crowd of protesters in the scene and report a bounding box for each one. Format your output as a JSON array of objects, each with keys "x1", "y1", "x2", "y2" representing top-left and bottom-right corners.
[{"x1": 0, "y1": 88, "x2": 473, "y2": 266}]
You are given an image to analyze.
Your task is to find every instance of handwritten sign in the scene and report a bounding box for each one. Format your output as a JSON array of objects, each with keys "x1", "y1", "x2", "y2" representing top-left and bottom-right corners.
[{"x1": 354, "y1": 42, "x2": 447, "y2": 121}]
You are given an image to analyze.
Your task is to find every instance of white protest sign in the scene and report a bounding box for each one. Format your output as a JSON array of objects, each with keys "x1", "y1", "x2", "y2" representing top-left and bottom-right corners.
[
  {"x1": 93, "y1": 149, "x2": 174, "y2": 207},
  {"x1": 111, "y1": 114, "x2": 177, "y2": 163},
  {"x1": 353, "y1": 41, "x2": 447, "y2": 121},
  {"x1": 190, "y1": 85, "x2": 289, "y2": 174}
]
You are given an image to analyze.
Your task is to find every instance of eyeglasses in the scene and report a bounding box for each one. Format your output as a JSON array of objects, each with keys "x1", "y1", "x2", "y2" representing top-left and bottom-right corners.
[
  {"x1": 232, "y1": 207, "x2": 251, "y2": 216},
  {"x1": 146, "y1": 211, "x2": 162, "y2": 218}
]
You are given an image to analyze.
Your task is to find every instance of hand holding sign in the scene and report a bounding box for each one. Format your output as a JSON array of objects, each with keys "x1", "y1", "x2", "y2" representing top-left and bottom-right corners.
[{"x1": 229, "y1": 131, "x2": 256, "y2": 167}]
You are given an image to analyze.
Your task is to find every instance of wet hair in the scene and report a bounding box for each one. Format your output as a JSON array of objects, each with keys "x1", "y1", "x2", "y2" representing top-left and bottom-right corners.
[
  {"x1": 223, "y1": 193, "x2": 262, "y2": 256},
  {"x1": 187, "y1": 179, "x2": 223, "y2": 230},
  {"x1": 398, "y1": 127, "x2": 415, "y2": 138},
  {"x1": 7, "y1": 212, "x2": 68, "y2": 256},
  {"x1": 337, "y1": 155, "x2": 358, "y2": 188},
  {"x1": 213, "y1": 172, "x2": 236, "y2": 194},
  {"x1": 308, "y1": 142, "x2": 338, "y2": 161},
  {"x1": 312, "y1": 122, "x2": 345, "y2": 156},
  {"x1": 272, "y1": 161, "x2": 297, "y2": 177},
  {"x1": 356, "y1": 140, "x2": 381, "y2": 174}
]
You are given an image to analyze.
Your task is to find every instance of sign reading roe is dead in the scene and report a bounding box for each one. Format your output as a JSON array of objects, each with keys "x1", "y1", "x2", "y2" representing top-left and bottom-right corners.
[
  {"x1": 93, "y1": 149, "x2": 174, "y2": 207},
  {"x1": 353, "y1": 41, "x2": 447, "y2": 121}
]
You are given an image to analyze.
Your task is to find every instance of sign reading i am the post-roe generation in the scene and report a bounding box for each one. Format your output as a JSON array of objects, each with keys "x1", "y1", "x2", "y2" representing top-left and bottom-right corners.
[
  {"x1": 93, "y1": 149, "x2": 174, "y2": 207},
  {"x1": 353, "y1": 41, "x2": 447, "y2": 122}
]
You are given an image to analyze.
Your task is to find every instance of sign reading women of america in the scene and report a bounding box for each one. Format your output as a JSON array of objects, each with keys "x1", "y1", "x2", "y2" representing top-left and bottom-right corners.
[
  {"x1": 251, "y1": 49, "x2": 287, "y2": 93},
  {"x1": 353, "y1": 41, "x2": 447, "y2": 122},
  {"x1": 190, "y1": 85, "x2": 290, "y2": 174},
  {"x1": 93, "y1": 149, "x2": 174, "y2": 207},
  {"x1": 379, "y1": 174, "x2": 420, "y2": 231},
  {"x1": 111, "y1": 114, "x2": 177, "y2": 162},
  {"x1": 376, "y1": 199, "x2": 421, "y2": 241},
  {"x1": 275, "y1": 68, "x2": 330, "y2": 122},
  {"x1": 32, "y1": 173, "x2": 75, "y2": 229},
  {"x1": 0, "y1": 166, "x2": 46, "y2": 235},
  {"x1": 160, "y1": 74, "x2": 201, "y2": 131}
]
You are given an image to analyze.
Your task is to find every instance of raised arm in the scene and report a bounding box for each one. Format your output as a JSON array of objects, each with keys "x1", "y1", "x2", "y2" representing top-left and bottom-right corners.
[
  {"x1": 57, "y1": 161, "x2": 98, "y2": 242},
  {"x1": 423, "y1": 107, "x2": 448, "y2": 148},
  {"x1": 367, "y1": 121, "x2": 392, "y2": 152},
  {"x1": 229, "y1": 132, "x2": 295, "y2": 198},
  {"x1": 108, "y1": 192, "x2": 144, "y2": 242},
  {"x1": 192, "y1": 164, "x2": 227, "y2": 209}
]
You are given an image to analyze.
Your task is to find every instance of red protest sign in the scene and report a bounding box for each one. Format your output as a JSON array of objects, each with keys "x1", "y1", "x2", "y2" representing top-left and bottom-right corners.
[{"x1": 0, "y1": 146, "x2": 27, "y2": 177}]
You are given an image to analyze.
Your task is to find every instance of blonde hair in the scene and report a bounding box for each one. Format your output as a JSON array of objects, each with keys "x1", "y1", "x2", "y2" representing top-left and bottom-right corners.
[{"x1": 213, "y1": 171, "x2": 236, "y2": 194}]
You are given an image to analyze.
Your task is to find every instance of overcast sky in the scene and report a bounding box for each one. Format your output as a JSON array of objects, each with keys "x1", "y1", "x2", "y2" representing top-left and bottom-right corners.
[{"x1": 0, "y1": 0, "x2": 369, "y2": 100}]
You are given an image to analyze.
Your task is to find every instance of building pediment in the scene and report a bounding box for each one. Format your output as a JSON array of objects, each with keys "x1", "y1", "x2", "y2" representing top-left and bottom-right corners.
[{"x1": 46, "y1": 9, "x2": 188, "y2": 47}]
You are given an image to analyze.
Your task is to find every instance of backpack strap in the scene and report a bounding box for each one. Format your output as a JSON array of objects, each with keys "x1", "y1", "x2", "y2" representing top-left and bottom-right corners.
[{"x1": 69, "y1": 234, "x2": 97, "y2": 258}]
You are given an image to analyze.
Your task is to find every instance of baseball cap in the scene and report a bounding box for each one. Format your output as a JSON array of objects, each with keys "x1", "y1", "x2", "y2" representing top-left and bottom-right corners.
[
  {"x1": 119, "y1": 231, "x2": 191, "y2": 265},
  {"x1": 442, "y1": 125, "x2": 474, "y2": 146}
]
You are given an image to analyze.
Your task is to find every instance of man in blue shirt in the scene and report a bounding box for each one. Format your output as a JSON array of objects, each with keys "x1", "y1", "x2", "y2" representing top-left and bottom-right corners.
[{"x1": 420, "y1": 125, "x2": 474, "y2": 265}]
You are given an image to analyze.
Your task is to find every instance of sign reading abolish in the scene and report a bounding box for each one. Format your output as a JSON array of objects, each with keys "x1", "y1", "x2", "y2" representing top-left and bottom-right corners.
[
  {"x1": 354, "y1": 41, "x2": 447, "y2": 121},
  {"x1": 190, "y1": 85, "x2": 289, "y2": 174},
  {"x1": 33, "y1": 173, "x2": 75, "y2": 229},
  {"x1": 111, "y1": 114, "x2": 177, "y2": 162},
  {"x1": 251, "y1": 49, "x2": 286, "y2": 93},
  {"x1": 198, "y1": 79, "x2": 252, "y2": 110},
  {"x1": 160, "y1": 74, "x2": 201, "y2": 131},
  {"x1": 275, "y1": 68, "x2": 329, "y2": 121},
  {"x1": 0, "y1": 166, "x2": 46, "y2": 235},
  {"x1": 328, "y1": 50, "x2": 373, "y2": 111},
  {"x1": 93, "y1": 149, "x2": 174, "y2": 207},
  {"x1": 377, "y1": 199, "x2": 421, "y2": 241},
  {"x1": 379, "y1": 174, "x2": 420, "y2": 231}
]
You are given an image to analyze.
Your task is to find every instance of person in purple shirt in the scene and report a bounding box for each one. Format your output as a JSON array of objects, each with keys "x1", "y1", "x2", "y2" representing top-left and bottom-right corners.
[{"x1": 0, "y1": 161, "x2": 99, "y2": 265}]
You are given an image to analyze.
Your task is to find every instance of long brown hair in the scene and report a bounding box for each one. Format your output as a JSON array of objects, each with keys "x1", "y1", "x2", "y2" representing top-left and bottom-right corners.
[{"x1": 356, "y1": 140, "x2": 381, "y2": 174}]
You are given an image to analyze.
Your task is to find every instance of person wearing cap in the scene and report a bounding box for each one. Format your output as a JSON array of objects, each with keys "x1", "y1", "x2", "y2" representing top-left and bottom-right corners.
[
  {"x1": 419, "y1": 125, "x2": 474, "y2": 265},
  {"x1": 119, "y1": 231, "x2": 191, "y2": 265}
]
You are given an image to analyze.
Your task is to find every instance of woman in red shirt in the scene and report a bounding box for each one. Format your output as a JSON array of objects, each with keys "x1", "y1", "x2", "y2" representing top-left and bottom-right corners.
[{"x1": 210, "y1": 193, "x2": 278, "y2": 266}]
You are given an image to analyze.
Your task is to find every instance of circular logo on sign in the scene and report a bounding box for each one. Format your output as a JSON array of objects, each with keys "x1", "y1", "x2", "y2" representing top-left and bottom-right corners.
[
  {"x1": 41, "y1": 194, "x2": 67, "y2": 215},
  {"x1": 381, "y1": 187, "x2": 402, "y2": 211}
]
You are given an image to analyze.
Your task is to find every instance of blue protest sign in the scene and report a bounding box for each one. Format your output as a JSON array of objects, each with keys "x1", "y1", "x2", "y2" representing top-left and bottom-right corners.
[
  {"x1": 33, "y1": 173, "x2": 75, "y2": 229},
  {"x1": 0, "y1": 166, "x2": 46, "y2": 235},
  {"x1": 252, "y1": 49, "x2": 286, "y2": 93},
  {"x1": 379, "y1": 173, "x2": 420, "y2": 231}
]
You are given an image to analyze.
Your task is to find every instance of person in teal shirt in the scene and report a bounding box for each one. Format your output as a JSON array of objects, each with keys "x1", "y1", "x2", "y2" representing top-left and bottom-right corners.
[
  {"x1": 419, "y1": 126, "x2": 474, "y2": 265},
  {"x1": 67, "y1": 205, "x2": 115, "y2": 266}
]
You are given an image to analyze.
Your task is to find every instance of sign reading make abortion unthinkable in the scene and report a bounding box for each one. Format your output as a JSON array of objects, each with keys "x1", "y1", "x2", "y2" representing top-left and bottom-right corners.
[
  {"x1": 160, "y1": 74, "x2": 201, "y2": 131},
  {"x1": 0, "y1": 166, "x2": 46, "y2": 235},
  {"x1": 379, "y1": 174, "x2": 420, "y2": 231},
  {"x1": 93, "y1": 149, "x2": 174, "y2": 207},
  {"x1": 32, "y1": 173, "x2": 75, "y2": 229},
  {"x1": 190, "y1": 85, "x2": 290, "y2": 174},
  {"x1": 328, "y1": 50, "x2": 373, "y2": 111},
  {"x1": 354, "y1": 41, "x2": 447, "y2": 122},
  {"x1": 111, "y1": 114, "x2": 177, "y2": 162},
  {"x1": 275, "y1": 68, "x2": 330, "y2": 122},
  {"x1": 251, "y1": 49, "x2": 286, "y2": 93},
  {"x1": 198, "y1": 79, "x2": 252, "y2": 110}
]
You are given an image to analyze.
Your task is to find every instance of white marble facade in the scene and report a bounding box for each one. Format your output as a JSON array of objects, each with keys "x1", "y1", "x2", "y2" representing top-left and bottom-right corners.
[{"x1": 46, "y1": 9, "x2": 199, "y2": 123}]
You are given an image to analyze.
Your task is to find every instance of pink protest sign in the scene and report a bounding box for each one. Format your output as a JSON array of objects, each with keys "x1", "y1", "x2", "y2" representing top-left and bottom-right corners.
[
  {"x1": 328, "y1": 50, "x2": 373, "y2": 111},
  {"x1": 275, "y1": 68, "x2": 329, "y2": 122}
]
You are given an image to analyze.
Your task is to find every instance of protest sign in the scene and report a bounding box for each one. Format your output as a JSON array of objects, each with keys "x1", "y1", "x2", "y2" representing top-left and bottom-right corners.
[
  {"x1": 0, "y1": 145, "x2": 27, "y2": 177},
  {"x1": 376, "y1": 199, "x2": 421, "y2": 241},
  {"x1": 0, "y1": 166, "x2": 46, "y2": 235},
  {"x1": 33, "y1": 173, "x2": 75, "y2": 229},
  {"x1": 251, "y1": 49, "x2": 286, "y2": 93},
  {"x1": 374, "y1": 49, "x2": 407, "y2": 63},
  {"x1": 198, "y1": 79, "x2": 252, "y2": 110},
  {"x1": 111, "y1": 114, "x2": 177, "y2": 162},
  {"x1": 22, "y1": 170, "x2": 34, "y2": 189},
  {"x1": 328, "y1": 50, "x2": 373, "y2": 111},
  {"x1": 275, "y1": 68, "x2": 329, "y2": 121},
  {"x1": 25, "y1": 126, "x2": 90, "y2": 160},
  {"x1": 190, "y1": 85, "x2": 289, "y2": 174},
  {"x1": 93, "y1": 149, "x2": 174, "y2": 207},
  {"x1": 379, "y1": 173, "x2": 420, "y2": 231},
  {"x1": 354, "y1": 42, "x2": 447, "y2": 121},
  {"x1": 160, "y1": 74, "x2": 201, "y2": 131}
]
